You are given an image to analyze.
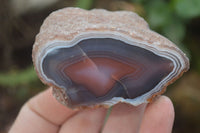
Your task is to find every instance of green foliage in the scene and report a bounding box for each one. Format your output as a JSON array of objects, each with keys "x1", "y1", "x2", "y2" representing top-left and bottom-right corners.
[
  {"x1": 162, "y1": 18, "x2": 185, "y2": 44},
  {"x1": 131, "y1": 0, "x2": 147, "y2": 3},
  {"x1": 0, "y1": 66, "x2": 44, "y2": 100},
  {"x1": 0, "y1": 66, "x2": 39, "y2": 88},
  {"x1": 75, "y1": 0, "x2": 94, "y2": 9},
  {"x1": 145, "y1": 0, "x2": 172, "y2": 29},
  {"x1": 174, "y1": 0, "x2": 200, "y2": 19}
]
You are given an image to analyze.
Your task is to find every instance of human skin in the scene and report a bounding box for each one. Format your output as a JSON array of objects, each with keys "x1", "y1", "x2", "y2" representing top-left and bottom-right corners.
[{"x1": 9, "y1": 88, "x2": 174, "y2": 133}]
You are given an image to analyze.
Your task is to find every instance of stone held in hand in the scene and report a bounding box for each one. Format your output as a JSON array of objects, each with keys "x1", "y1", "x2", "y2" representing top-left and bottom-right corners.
[{"x1": 32, "y1": 7, "x2": 189, "y2": 108}]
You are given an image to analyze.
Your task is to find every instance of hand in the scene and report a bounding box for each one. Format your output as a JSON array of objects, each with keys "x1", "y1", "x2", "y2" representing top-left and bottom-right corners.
[{"x1": 9, "y1": 88, "x2": 174, "y2": 133}]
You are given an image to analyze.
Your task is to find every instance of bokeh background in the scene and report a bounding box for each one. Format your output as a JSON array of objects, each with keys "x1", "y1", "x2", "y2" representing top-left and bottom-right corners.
[{"x1": 0, "y1": 0, "x2": 200, "y2": 132}]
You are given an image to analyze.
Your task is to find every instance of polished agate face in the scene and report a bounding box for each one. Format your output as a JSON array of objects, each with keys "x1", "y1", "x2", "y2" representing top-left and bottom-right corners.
[{"x1": 42, "y1": 38, "x2": 174, "y2": 107}]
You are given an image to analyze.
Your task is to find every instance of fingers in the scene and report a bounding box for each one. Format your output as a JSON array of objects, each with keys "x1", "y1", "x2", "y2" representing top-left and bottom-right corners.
[
  {"x1": 139, "y1": 96, "x2": 175, "y2": 133},
  {"x1": 102, "y1": 103, "x2": 147, "y2": 133},
  {"x1": 59, "y1": 107, "x2": 107, "y2": 133},
  {"x1": 9, "y1": 103, "x2": 58, "y2": 133},
  {"x1": 101, "y1": 96, "x2": 174, "y2": 133},
  {"x1": 27, "y1": 88, "x2": 78, "y2": 125},
  {"x1": 9, "y1": 88, "x2": 78, "y2": 133},
  {"x1": 9, "y1": 87, "x2": 174, "y2": 133}
]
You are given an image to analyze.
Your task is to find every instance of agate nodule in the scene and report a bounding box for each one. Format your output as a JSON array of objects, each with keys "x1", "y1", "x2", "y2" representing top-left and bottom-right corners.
[{"x1": 32, "y1": 7, "x2": 189, "y2": 108}]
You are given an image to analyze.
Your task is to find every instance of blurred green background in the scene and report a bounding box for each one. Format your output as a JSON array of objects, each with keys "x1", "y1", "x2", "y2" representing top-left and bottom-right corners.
[{"x1": 0, "y1": 0, "x2": 200, "y2": 132}]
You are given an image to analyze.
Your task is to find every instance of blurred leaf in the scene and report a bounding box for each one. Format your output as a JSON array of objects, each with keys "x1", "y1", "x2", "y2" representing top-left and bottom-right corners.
[
  {"x1": 163, "y1": 18, "x2": 185, "y2": 44},
  {"x1": 75, "y1": 0, "x2": 94, "y2": 9},
  {"x1": 16, "y1": 87, "x2": 30, "y2": 100},
  {"x1": 197, "y1": 61, "x2": 200, "y2": 73},
  {"x1": 146, "y1": 0, "x2": 172, "y2": 29},
  {"x1": 162, "y1": 20, "x2": 191, "y2": 59},
  {"x1": 131, "y1": 0, "x2": 147, "y2": 3},
  {"x1": 174, "y1": 0, "x2": 200, "y2": 19},
  {"x1": 100, "y1": 106, "x2": 113, "y2": 132},
  {"x1": 0, "y1": 66, "x2": 39, "y2": 88}
]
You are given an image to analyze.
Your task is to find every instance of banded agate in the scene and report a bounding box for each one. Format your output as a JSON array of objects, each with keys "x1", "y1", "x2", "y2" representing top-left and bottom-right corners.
[{"x1": 32, "y1": 7, "x2": 189, "y2": 108}]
